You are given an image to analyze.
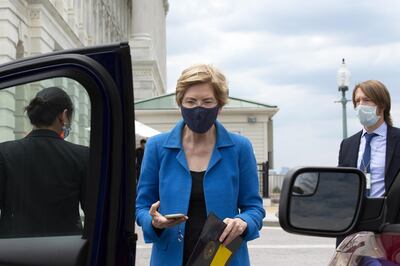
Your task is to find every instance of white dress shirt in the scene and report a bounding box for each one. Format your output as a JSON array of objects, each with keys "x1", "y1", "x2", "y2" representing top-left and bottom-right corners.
[{"x1": 357, "y1": 122, "x2": 387, "y2": 197}]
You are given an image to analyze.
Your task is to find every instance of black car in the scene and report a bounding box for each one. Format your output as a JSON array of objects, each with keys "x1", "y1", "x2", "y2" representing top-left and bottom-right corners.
[
  {"x1": 279, "y1": 166, "x2": 400, "y2": 265},
  {"x1": 0, "y1": 43, "x2": 137, "y2": 266}
]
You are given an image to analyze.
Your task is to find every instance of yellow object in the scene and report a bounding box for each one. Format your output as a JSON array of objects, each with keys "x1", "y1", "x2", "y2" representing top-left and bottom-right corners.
[{"x1": 210, "y1": 245, "x2": 232, "y2": 266}]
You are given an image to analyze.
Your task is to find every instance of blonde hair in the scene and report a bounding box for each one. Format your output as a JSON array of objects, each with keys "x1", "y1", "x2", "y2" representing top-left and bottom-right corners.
[
  {"x1": 175, "y1": 64, "x2": 229, "y2": 107},
  {"x1": 352, "y1": 80, "x2": 392, "y2": 126}
]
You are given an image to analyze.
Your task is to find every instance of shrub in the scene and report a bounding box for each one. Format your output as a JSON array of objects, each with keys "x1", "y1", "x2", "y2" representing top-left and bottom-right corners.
[{"x1": 272, "y1": 186, "x2": 281, "y2": 194}]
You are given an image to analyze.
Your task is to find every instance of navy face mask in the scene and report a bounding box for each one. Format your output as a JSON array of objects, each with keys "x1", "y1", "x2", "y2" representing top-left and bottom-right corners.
[
  {"x1": 62, "y1": 125, "x2": 71, "y2": 139},
  {"x1": 181, "y1": 105, "x2": 219, "y2": 134}
]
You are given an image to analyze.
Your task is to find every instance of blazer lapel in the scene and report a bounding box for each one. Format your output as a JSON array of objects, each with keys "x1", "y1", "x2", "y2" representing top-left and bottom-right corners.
[
  {"x1": 162, "y1": 120, "x2": 191, "y2": 172},
  {"x1": 385, "y1": 126, "x2": 400, "y2": 175},
  {"x1": 176, "y1": 149, "x2": 190, "y2": 172},
  {"x1": 163, "y1": 120, "x2": 234, "y2": 173},
  {"x1": 206, "y1": 147, "x2": 222, "y2": 172},
  {"x1": 206, "y1": 121, "x2": 234, "y2": 173},
  {"x1": 349, "y1": 131, "x2": 362, "y2": 167}
]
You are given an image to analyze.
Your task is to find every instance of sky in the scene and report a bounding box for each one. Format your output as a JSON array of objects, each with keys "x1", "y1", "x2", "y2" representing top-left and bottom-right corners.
[{"x1": 165, "y1": 0, "x2": 400, "y2": 170}]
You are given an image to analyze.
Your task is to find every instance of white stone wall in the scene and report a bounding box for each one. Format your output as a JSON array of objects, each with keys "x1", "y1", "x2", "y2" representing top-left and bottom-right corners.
[
  {"x1": 0, "y1": 1, "x2": 25, "y2": 141},
  {"x1": 131, "y1": 0, "x2": 168, "y2": 101},
  {"x1": 0, "y1": 0, "x2": 168, "y2": 144}
]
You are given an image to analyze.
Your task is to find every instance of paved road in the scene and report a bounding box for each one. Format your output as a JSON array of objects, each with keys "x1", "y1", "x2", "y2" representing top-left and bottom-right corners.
[{"x1": 134, "y1": 225, "x2": 336, "y2": 265}]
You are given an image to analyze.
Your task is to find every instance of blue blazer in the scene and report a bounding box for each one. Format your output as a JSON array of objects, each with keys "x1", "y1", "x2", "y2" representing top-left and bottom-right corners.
[{"x1": 136, "y1": 120, "x2": 265, "y2": 266}]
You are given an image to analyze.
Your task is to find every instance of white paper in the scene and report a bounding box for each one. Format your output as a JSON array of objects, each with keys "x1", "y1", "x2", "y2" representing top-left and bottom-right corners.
[{"x1": 365, "y1": 173, "x2": 371, "y2": 190}]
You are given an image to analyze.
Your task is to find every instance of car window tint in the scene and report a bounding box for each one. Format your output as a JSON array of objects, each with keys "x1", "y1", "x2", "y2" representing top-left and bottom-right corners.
[{"x1": 0, "y1": 77, "x2": 90, "y2": 238}]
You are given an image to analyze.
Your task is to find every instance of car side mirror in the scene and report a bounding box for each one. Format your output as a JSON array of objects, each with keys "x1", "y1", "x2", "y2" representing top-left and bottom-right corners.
[{"x1": 279, "y1": 167, "x2": 366, "y2": 237}]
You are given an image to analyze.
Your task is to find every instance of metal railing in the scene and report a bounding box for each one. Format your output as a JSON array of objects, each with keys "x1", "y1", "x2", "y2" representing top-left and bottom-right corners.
[
  {"x1": 257, "y1": 161, "x2": 285, "y2": 198},
  {"x1": 257, "y1": 162, "x2": 269, "y2": 197}
]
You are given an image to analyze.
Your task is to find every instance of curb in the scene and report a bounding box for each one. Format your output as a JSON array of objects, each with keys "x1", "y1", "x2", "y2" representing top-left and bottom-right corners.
[
  {"x1": 264, "y1": 199, "x2": 279, "y2": 227},
  {"x1": 263, "y1": 219, "x2": 280, "y2": 227}
]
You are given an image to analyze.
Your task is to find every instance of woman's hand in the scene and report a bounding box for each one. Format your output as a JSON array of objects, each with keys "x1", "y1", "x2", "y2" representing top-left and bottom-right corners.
[
  {"x1": 219, "y1": 218, "x2": 247, "y2": 246},
  {"x1": 149, "y1": 201, "x2": 188, "y2": 229}
]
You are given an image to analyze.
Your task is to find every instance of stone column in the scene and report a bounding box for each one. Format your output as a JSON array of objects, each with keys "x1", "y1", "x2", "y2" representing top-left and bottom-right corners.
[
  {"x1": 64, "y1": 79, "x2": 80, "y2": 143},
  {"x1": 268, "y1": 118, "x2": 274, "y2": 169},
  {"x1": 14, "y1": 83, "x2": 31, "y2": 139},
  {"x1": 29, "y1": 7, "x2": 55, "y2": 55},
  {"x1": 0, "y1": 2, "x2": 20, "y2": 141},
  {"x1": 78, "y1": 89, "x2": 90, "y2": 146},
  {"x1": 130, "y1": 0, "x2": 168, "y2": 100}
]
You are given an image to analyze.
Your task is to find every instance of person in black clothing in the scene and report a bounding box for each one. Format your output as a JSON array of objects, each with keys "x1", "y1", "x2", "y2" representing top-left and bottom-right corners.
[
  {"x1": 135, "y1": 138, "x2": 146, "y2": 180},
  {"x1": 0, "y1": 87, "x2": 89, "y2": 238}
]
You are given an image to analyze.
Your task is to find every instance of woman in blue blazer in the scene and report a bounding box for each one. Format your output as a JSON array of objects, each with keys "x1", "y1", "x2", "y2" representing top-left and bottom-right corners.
[{"x1": 136, "y1": 64, "x2": 265, "y2": 266}]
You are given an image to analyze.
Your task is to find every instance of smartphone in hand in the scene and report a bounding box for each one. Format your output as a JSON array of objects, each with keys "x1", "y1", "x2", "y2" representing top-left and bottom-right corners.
[{"x1": 164, "y1": 213, "x2": 186, "y2": 219}]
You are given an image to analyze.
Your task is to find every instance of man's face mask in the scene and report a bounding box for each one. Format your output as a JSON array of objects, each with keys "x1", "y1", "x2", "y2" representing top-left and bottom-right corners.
[
  {"x1": 355, "y1": 105, "x2": 380, "y2": 127},
  {"x1": 181, "y1": 105, "x2": 219, "y2": 134}
]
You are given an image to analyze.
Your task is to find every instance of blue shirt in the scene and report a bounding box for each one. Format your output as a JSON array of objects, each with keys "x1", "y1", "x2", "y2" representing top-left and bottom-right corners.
[{"x1": 357, "y1": 122, "x2": 387, "y2": 197}]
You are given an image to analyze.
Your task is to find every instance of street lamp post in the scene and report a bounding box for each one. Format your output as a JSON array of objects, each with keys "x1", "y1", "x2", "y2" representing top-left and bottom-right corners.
[{"x1": 336, "y1": 58, "x2": 351, "y2": 139}]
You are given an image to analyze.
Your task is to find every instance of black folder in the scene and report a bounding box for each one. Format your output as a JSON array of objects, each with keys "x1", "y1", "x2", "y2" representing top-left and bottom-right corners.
[{"x1": 186, "y1": 213, "x2": 243, "y2": 266}]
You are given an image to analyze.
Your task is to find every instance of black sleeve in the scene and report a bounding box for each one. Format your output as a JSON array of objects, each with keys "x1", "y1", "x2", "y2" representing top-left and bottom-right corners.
[
  {"x1": 338, "y1": 139, "x2": 345, "y2": 167},
  {"x1": 135, "y1": 148, "x2": 140, "y2": 164}
]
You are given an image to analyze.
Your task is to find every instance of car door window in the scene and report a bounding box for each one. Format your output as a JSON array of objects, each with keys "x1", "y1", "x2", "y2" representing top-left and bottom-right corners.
[
  {"x1": 0, "y1": 43, "x2": 135, "y2": 266},
  {"x1": 0, "y1": 77, "x2": 91, "y2": 239}
]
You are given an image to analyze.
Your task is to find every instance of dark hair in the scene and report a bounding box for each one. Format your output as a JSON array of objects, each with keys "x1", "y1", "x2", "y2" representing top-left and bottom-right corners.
[
  {"x1": 25, "y1": 87, "x2": 74, "y2": 127},
  {"x1": 352, "y1": 80, "x2": 392, "y2": 126},
  {"x1": 140, "y1": 139, "x2": 147, "y2": 144}
]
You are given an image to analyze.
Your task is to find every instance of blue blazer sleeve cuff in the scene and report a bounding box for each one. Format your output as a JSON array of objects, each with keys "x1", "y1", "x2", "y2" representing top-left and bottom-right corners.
[
  {"x1": 235, "y1": 213, "x2": 262, "y2": 241},
  {"x1": 141, "y1": 213, "x2": 163, "y2": 243}
]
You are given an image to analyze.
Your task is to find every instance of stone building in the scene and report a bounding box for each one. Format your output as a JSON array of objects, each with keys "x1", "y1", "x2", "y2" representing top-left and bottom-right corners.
[{"x1": 0, "y1": 0, "x2": 168, "y2": 144}]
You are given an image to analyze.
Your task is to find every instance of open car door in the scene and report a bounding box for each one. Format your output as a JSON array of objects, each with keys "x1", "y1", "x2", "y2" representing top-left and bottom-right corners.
[{"x1": 0, "y1": 42, "x2": 136, "y2": 266}]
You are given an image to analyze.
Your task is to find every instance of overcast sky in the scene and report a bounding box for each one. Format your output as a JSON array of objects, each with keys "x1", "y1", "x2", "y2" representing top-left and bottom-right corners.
[{"x1": 165, "y1": 0, "x2": 400, "y2": 170}]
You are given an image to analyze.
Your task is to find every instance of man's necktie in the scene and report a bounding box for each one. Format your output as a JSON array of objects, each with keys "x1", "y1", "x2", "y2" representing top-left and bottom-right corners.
[
  {"x1": 360, "y1": 133, "x2": 377, "y2": 173},
  {"x1": 360, "y1": 132, "x2": 377, "y2": 196}
]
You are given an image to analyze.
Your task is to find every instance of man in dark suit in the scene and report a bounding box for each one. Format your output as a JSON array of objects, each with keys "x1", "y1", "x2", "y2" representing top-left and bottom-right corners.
[
  {"x1": 135, "y1": 138, "x2": 146, "y2": 181},
  {"x1": 337, "y1": 80, "x2": 400, "y2": 246},
  {"x1": 0, "y1": 87, "x2": 89, "y2": 237}
]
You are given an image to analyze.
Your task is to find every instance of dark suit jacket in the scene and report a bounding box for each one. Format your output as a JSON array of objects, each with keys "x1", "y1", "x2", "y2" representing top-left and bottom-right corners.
[
  {"x1": 336, "y1": 125, "x2": 400, "y2": 246},
  {"x1": 0, "y1": 129, "x2": 89, "y2": 237},
  {"x1": 338, "y1": 125, "x2": 400, "y2": 194},
  {"x1": 135, "y1": 147, "x2": 144, "y2": 180}
]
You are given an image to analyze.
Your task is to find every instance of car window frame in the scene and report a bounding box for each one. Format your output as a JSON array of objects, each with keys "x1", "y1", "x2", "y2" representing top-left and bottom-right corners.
[{"x1": 0, "y1": 51, "x2": 125, "y2": 265}]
